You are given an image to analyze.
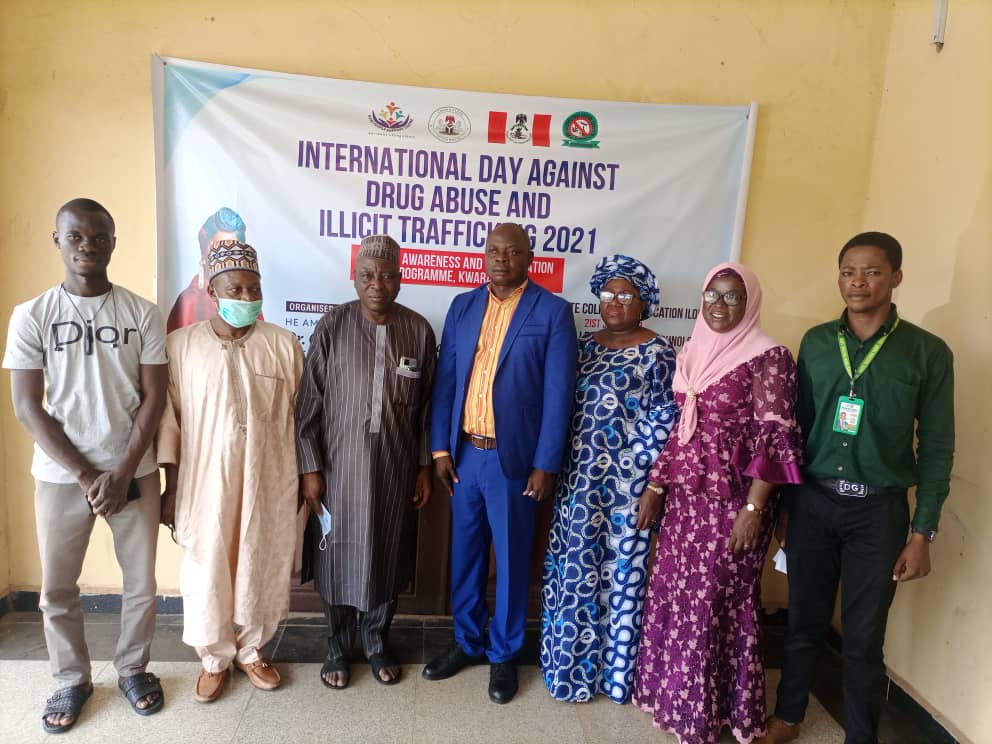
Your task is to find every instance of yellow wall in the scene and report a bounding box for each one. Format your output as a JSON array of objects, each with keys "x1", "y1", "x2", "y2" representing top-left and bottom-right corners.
[
  {"x1": 0, "y1": 426, "x2": 8, "y2": 597},
  {"x1": 859, "y1": 2, "x2": 992, "y2": 741},
  {"x1": 0, "y1": 0, "x2": 987, "y2": 738}
]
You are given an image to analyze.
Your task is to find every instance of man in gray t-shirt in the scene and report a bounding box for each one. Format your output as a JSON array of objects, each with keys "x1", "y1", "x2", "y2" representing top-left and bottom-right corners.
[{"x1": 2, "y1": 198, "x2": 168, "y2": 734}]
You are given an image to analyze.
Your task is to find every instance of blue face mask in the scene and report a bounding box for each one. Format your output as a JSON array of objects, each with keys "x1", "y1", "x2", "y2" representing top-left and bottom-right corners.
[
  {"x1": 217, "y1": 298, "x2": 262, "y2": 328},
  {"x1": 317, "y1": 506, "x2": 333, "y2": 551}
]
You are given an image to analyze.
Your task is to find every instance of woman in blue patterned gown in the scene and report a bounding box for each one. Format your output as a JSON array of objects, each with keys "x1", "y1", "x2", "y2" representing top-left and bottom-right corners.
[{"x1": 540, "y1": 255, "x2": 678, "y2": 703}]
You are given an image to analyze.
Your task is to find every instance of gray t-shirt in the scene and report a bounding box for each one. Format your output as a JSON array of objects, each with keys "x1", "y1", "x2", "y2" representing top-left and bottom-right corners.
[{"x1": 2, "y1": 284, "x2": 168, "y2": 483}]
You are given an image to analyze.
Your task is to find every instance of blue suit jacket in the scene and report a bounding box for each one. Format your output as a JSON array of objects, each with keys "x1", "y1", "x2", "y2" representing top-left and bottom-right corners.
[{"x1": 431, "y1": 282, "x2": 578, "y2": 481}]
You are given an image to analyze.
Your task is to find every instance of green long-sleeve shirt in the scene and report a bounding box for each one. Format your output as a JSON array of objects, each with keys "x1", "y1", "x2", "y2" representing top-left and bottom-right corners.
[{"x1": 797, "y1": 305, "x2": 954, "y2": 532}]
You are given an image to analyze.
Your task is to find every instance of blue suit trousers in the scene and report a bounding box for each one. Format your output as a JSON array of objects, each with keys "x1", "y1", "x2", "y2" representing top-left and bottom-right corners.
[{"x1": 450, "y1": 441, "x2": 538, "y2": 663}]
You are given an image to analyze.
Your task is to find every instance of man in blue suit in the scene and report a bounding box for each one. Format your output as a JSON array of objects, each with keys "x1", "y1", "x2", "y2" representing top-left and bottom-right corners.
[{"x1": 423, "y1": 223, "x2": 578, "y2": 703}]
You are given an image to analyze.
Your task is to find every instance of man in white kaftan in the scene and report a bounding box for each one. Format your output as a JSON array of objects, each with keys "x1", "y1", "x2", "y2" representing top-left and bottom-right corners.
[{"x1": 158, "y1": 240, "x2": 303, "y2": 702}]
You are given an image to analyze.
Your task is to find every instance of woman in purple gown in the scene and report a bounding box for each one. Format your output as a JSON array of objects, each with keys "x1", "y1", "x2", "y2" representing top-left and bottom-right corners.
[{"x1": 633, "y1": 262, "x2": 803, "y2": 744}]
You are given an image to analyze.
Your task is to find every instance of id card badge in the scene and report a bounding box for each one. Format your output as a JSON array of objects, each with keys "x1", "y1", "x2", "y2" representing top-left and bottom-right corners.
[{"x1": 832, "y1": 396, "x2": 864, "y2": 435}]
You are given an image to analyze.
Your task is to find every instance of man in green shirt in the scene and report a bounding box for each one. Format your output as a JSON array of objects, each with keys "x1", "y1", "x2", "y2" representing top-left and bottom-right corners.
[{"x1": 761, "y1": 232, "x2": 954, "y2": 744}]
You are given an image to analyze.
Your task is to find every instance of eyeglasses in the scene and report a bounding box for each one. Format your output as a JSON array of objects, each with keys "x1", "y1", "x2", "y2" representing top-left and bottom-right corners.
[
  {"x1": 702, "y1": 289, "x2": 745, "y2": 306},
  {"x1": 599, "y1": 290, "x2": 638, "y2": 305}
]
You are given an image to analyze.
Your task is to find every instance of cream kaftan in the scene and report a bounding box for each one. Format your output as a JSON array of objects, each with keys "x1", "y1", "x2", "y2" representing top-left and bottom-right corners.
[{"x1": 158, "y1": 320, "x2": 303, "y2": 647}]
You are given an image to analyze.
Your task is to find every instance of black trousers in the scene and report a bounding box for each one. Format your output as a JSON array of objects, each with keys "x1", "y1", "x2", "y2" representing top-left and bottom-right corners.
[
  {"x1": 775, "y1": 481, "x2": 909, "y2": 744},
  {"x1": 323, "y1": 599, "x2": 397, "y2": 660}
]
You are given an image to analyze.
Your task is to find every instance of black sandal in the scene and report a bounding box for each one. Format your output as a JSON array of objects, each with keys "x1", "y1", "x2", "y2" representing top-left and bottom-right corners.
[
  {"x1": 368, "y1": 651, "x2": 401, "y2": 686},
  {"x1": 118, "y1": 672, "x2": 165, "y2": 716},
  {"x1": 41, "y1": 682, "x2": 93, "y2": 734},
  {"x1": 320, "y1": 656, "x2": 350, "y2": 690}
]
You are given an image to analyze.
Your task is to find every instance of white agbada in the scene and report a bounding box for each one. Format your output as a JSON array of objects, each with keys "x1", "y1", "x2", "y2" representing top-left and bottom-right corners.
[{"x1": 158, "y1": 319, "x2": 303, "y2": 647}]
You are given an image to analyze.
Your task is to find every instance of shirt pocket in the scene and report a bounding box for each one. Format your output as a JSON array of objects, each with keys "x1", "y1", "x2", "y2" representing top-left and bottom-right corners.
[
  {"x1": 392, "y1": 367, "x2": 422, "y2": 405},
  {"x1": 870, "y1": 375, "x2": 918, "y2": 440},
  {"x1": 250, "y1": 372, "x2": 285, "y2": 421}
]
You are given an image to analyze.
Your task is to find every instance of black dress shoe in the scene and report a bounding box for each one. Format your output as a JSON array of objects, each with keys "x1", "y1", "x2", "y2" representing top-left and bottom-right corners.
[
  {"x1": 488, "y1": 661, "x2": 518, "y2": 704},
  {"x1": 422, "y1": 642, "x2": 484, "y2": 681}
]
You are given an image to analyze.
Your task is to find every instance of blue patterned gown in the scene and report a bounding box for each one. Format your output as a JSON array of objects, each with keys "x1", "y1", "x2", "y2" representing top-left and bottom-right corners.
[{"x1": 540, "y1": 334, "x2": 678, "y2": 703}]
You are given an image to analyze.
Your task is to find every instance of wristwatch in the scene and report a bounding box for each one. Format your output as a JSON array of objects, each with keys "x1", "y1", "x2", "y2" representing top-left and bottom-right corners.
[
  {"x1": 745, "y1": 502, "x2": 763, "y2": 515},
  {"x1": 911, "y1": 527, "x2": 937, "y2": 543}
]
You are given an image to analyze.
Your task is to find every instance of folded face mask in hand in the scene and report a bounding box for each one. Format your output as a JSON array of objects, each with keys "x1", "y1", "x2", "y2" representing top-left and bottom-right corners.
[
  {"x1": 773, "y1": 547, "x2": 787, "y2": 574},
  {"x1": 318, "y1": 506, "x2": 333, "y2": 551}
]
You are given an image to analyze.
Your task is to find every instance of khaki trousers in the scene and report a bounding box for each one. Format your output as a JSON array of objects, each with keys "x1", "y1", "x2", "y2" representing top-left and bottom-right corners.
[
  {"x1": 194, "y1": 622, "x2": 280, "y2": 672},
  {"x1": 34, "y1": 473, "x2": 160, "y2": 686}
]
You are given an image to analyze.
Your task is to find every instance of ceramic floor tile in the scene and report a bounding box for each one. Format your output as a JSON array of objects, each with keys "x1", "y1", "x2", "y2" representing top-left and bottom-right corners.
[
  {"x1": 84, "y1": 661, "x2": 255, "y2": 744},
  {"x1": 412, "y1": 665, "x2": 586, "y2": 744},
  {"x1": 574, "y1": 696, "x2": 679, "y2": 743},
  {"x1": 1, "y1": 659, "x2": 61, "y2": 743},
  {"x1": 0, "y1": 617, "x2": 48, "y2": 659},
  {"x1": 1, "y1": 659, "x2": 113, "y2": 743},
  {"x1": 0, "y1": 613, "x2": 947, "y2": 743},
  {"x1": 233, "y1": 662, "x2": 416, "y2": 744}
]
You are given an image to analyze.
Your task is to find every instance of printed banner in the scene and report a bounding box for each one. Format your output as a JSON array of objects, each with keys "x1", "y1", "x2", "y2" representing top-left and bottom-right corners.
[{"x1": 152, "y1": 56, "x2": 755, "y2": 350}]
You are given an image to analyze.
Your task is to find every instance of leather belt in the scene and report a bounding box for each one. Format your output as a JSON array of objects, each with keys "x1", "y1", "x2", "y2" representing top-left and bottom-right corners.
[
  {"x1": 813, "y1": 478, "x2": 904, "y2": 498},
  {"x1": 462, "y1": 432, "x2": 497, "y2": 450}
]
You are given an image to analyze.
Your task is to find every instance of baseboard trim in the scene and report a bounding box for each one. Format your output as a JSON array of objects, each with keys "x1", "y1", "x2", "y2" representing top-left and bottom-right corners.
[{"x1": 0, "y1": 590, "x2": 183, "y2": 615}]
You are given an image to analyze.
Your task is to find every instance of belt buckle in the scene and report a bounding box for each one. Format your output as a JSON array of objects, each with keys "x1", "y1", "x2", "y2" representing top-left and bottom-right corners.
[{"x1": 835, "y1": 479, "x2": 867, "y2": 498}]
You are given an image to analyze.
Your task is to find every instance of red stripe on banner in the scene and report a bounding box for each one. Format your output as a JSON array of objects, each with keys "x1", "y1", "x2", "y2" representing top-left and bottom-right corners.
[
  {"x1": 347, "y1": 244, "x2": 565, "y2": 292},
  {"x1": 532, "y1": 114, "x2": 552, "y2": 147},
  {"x1": 488, "y1": 111, "x2": 507, "y2": 143}
]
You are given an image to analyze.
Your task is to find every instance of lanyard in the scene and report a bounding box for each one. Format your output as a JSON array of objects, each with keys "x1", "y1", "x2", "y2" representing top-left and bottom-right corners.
[{"x1": 837, "y1": 317, "x2": 899, "y2": 396}]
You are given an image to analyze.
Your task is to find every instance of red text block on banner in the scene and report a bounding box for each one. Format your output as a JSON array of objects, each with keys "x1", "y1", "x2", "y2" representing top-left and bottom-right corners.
[{"x1": 349, "y1": 245, "x2": 564, "y2": 292}]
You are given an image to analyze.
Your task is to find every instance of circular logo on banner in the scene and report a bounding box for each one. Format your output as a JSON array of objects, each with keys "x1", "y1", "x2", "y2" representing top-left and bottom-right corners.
[
  {"x1": 369, "y1": 101, "x2": 414, "y2": 132},
  {"x1": 429, "y1": 106, "x2": 471, "y2": 143},
  {"x1": 562, "y1": 111, "x2": 600, "y2": 148}
]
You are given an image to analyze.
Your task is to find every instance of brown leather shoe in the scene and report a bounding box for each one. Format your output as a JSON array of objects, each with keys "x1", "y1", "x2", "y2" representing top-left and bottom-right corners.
[
  {"x1": 755, "y1": 716, "x2": 801, "y2": 743},
  {"x1": 235, "y1": 658, "x2": 281, "y2": 690},
  {"x1": 194, "y1": 668, "x2": 227, "y2": 703}
]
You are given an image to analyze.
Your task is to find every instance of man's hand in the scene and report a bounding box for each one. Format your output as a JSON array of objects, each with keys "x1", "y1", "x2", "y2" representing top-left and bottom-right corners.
[
  {"x1": 87, "y1": 470, "x2": 129, "y2": 518},
  {"x1": 636, "y1": 486, "x2": 664, "y2": 530},
  {"x1": 434, "y1": 455, "x2": 459, "y2": 497},
  {"x1": 728, "y1": 508, "x2": 761, "y2": 553},
  {"x1": 523, "y1": 468, "x2": 555, "y2": 502},
  {"x1": 76, "y1": 467, "x2": 101, "y2": 497},
  {"x1": 160, "y1": 488, "x2": 177, "y2": 529},
  {"x1": 774, "y1": 510, "x2": 789, "y2": 548},
  {"x1": 413, "y1": 466, "x2": 432, "y2": 510},
  {"x1": 300, "y1": 472, "x2": 325, "y2": 516},
  {"x1": 892, "y1": 533, "x2": 931, "y2": 582}
]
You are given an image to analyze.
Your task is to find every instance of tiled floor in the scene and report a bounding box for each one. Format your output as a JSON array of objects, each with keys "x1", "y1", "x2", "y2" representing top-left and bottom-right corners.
[{"x1": 0, "y1": 611, "x2": 948, "y2": 743}]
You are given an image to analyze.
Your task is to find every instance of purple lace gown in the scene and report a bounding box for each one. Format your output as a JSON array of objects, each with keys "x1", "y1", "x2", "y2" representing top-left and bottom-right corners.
[{"x1": 633, "y1": 346, "x2": 802, "y2": 744}]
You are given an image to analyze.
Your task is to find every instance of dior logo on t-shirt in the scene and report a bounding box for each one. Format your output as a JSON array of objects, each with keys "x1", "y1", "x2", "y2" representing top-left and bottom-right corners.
[{"x1": 51, "y1": 321, "x2": 139, "y2": 354}]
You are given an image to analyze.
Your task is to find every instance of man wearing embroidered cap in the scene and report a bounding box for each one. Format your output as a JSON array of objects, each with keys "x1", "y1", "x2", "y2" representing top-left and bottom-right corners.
[
  {"x1": 297, "y1": 234, "x2": 436, "y2": 689},
  {"x1": 166, "y1": 207, "x2": 252, "y2": 332},
  {"x1": 158, "y1": 240, "x2": 303, "y2": 702}
]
